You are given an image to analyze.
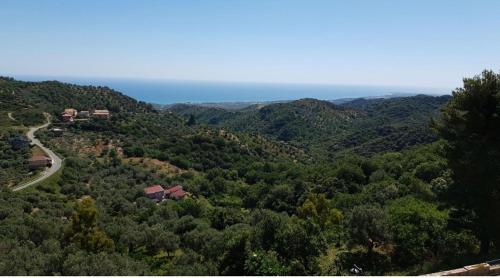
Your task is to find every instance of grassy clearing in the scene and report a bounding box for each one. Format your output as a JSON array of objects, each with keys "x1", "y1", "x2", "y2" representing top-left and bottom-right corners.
[
  {"x1": 31, "y1": 145, "x2": 48, "y2": 157},
  {"x1": 123, "y1": 157, "x2": 189, "y2": 177}
]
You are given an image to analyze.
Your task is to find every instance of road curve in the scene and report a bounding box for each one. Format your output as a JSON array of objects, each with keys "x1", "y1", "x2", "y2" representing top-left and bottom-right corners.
[
  {"x1": 12, "y1": 115, "x2": 63, "y2": 191},
  {"x1": 7, "y1": 112, "x2": 16, "y2": 121}
]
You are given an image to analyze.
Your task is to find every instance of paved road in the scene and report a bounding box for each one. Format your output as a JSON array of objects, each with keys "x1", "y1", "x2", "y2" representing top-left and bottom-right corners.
[
  {"x1": 12, "y1": 115, "x2": 63, "y2": 191},
  {"x1": 7, "y1": 112, "x2": 16, "y2": 121}
]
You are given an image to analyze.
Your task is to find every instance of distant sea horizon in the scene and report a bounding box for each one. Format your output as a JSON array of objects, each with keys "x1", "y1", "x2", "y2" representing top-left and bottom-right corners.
[{"x1": 9, "y1": 75, "x2": 451, "y2": 105}]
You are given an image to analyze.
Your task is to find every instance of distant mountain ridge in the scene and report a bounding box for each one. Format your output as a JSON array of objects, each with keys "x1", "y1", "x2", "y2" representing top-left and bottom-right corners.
[
  {"x1": 159, "y1": 92, "x2": 440, "y2": 110},
  {"x1": 168, "y1": 95, "x2": 451, "y2": 158},
  {"x1": 1, "y1": 76, "x2": 451, "y2": 159}
]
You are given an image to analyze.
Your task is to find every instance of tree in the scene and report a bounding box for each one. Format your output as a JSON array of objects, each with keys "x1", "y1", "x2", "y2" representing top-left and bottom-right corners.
[
  {"x1": 334, "y1": 164, "x2": 366, "y2": 193},
  {"x1": 220, "y1": 224, "x2": 252, "y2": 275},
  {"x1": 162, "y1": 249, "x2": 219, "y2": 275},
  {"x1": 187, "y1": 114, "x2": 196, "y2": 126},
  {"x1": 297, "y1": 193, "x2": 343, "y2": 230},
  {"x1": 62, "y1": 251, "x2": 147, "y2": 275},
  {"x1": 152, "y1": 230, "x2": 179, "y2": 257},
  {"x1": 65, "y1": 197, "x2": 115, "y2": 253},
  {"x1": 434, "y1": 70, "x2": 500, "y2": 254},
  {"x1": 346, "y1": 204, "x2": 390, "y2": 250},
  {"x1": 249, "y1": 209, "x2": 287, "y2": 252},
  {"x1": 274, "y1": 216, "x2": 326, "y2": 274},
  {"x1": 388, "y1": 197, "x2": 448, "y2": 266},
  {"x1": 262, "y1": 184, "x2": 296, "y2": 213}
]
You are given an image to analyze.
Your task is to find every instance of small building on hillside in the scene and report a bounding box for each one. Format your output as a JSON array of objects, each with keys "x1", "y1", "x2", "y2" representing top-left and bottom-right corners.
[
  {"x1": 9, "y1": 136, "x2": 29, "y2": 150},
  {"x1": 61, "y1": 113, "x2": 74, "y2": 122},
  {"x1": 165, "y1": 185, "x2": 186, "y2": 200},
  {"x1": 64, "y1": 108, "x2": 78, "y2": 117},
  {"x1": 144, "y1": 185, "x2": 165, "y2": 202},
  {"x1": 28, "y1": 156, "x2": 52, "y2": 170},
  {"x1": 93, "y1": 109, "x2": 110, "y2": 119},
  {"x1": 61, "y1": 108, "x2": 78, "y2": 122},
  {"x1": 78, "y1": 111, "x2": 90, "y2": 118},
  {"x1": 50, "y1": 128, "x2": 64, "y2": 136}
]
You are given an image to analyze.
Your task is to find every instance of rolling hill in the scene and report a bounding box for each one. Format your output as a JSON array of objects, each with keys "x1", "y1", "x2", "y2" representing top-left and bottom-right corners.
[{"x1": 168, "y1": 95, "x2": 451, "y2": 158}]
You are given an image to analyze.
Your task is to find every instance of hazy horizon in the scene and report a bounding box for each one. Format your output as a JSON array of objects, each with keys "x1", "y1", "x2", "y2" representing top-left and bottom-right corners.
[{"x1": 8, "y1": 74, "x2": 451, "y2": 104}]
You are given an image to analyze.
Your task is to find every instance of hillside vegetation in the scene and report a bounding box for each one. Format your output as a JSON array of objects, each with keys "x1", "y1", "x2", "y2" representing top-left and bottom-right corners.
[
  {"x1": 1, "y1": 72, "x2": 499, "y2": 276},
  {"x1": 169, "y1": 95, "x2": 451, "y2": 158}
]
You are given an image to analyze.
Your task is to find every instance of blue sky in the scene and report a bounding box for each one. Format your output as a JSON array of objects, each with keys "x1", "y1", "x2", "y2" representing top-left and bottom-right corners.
[{"x1": 1, "y1": 0, "x2": 499, "y2": 88}]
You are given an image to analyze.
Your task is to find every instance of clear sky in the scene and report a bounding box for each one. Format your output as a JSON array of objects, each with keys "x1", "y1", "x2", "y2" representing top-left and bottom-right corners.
[{"x1": 1, "y1": 0, "x2": 499, "y2": 88}]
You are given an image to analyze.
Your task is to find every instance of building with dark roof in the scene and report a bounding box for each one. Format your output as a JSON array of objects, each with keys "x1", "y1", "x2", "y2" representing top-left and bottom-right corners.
[
  {"x1": 28, "y1": 156, "x2": 52, "y2": 170},
  {"x1": 144, "y1": 185, "x2": 165, "y2": 202},
  {"x1": 78, "y1": 111, "x2": 90, "y2": 118}
]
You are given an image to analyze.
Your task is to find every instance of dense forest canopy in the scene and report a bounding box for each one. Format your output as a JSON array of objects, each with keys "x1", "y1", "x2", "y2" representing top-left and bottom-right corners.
[
  {"x1": 0, "y1": 71, "x2": 499, "y2": 275},
  {"x1": 169, "y1": 95, "x2": 450, "y2": 159}
]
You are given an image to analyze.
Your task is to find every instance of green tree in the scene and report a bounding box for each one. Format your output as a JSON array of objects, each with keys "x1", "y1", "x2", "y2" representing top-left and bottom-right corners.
[
  {"x1": 335, "y1": 163, "x2": 366, "y2": 193},
  {"x1": 62, "y1": 251, "x2": 147, "y2": 275},
  {"x1": 434, "y1": 70, "x2": 500, "y2": 254},
  {"x1": 66, "y1": 197, "x2": 115, "y2": 253},
  {"x1": 220, "y1": 224, "x2": 252, "y2": 275},
  {"x1": 152, "y1": 231, "x2": 180, "y2": 257},
  {"x1": 388, "y1": 197, "x2": 448, "y2": 266},
  {"x1": 297, "y1": 193, "x2": 343, "y2": 230},
  {"x1": 187, "y1": 114, "x2": 196, "y2": 126},
  {"x1": 274, "y1": 216, "x2": 326, "y2": 274},
  {"x1": 346, "y1": 204, "x2": 390, "y2": 250}
]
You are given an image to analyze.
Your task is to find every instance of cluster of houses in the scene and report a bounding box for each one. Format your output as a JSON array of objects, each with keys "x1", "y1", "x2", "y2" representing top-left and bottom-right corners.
[
  {"x1": 61, "y1": 108, "x2": 110, "y2": 122},
  {"x1": 144, "y1": 184, "x2": 188, "y2": 202}
]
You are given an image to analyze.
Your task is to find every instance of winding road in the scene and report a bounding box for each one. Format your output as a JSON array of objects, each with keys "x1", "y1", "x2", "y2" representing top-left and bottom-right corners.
[
  {"x1": 12, "y1": 114, "x2": 63, "y2": 191},
  {"x1": 7, "y1": 112, "x2": 15, "y2": 121}
]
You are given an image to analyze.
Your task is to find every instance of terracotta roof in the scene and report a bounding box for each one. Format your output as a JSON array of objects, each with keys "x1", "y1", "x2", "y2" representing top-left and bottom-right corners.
[
  {"x1": 29, "y1": 156, "x2": 50, "y2": 162},
  {"x1": 165, "y1": 185, "x2": 183, "y2": 194},
  {"x1": 144, "y1": 185, "x2": 164, "y2": 194},
  {"x1": 170, "y1": 190, "x2": 186, "y2": 199},
  {"x1": 165, "y1": 185, "x2": 186, "y2": 199}
]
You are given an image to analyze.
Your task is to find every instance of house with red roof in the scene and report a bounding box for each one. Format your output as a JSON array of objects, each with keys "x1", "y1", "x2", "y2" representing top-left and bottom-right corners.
[
  {"x1": 144, "y1": 185, "x2": 165, "y2": 202},
  {"x1": 61, "y1": 108, "x2": 78, "y2": 122},
  {"x1": 165, "y1": 185, "x2": 186, "y2": 200}
]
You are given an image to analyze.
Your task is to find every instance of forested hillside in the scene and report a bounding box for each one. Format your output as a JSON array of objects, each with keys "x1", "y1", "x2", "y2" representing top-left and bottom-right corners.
[
  {"x1": 169, "y1": 95, "x2": 451, "y2": 158},
  {"x1": 0, "y1": 72, "x2": 499, "y2": 276},
  {"x1": 0, "y1": 77, "x2": 153, "y2": 120}
]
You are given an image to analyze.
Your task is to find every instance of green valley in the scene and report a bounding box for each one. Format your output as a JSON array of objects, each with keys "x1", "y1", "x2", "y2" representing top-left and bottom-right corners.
[{"x1": 0, "y1": 71, "x2": 499, "y2": 275}]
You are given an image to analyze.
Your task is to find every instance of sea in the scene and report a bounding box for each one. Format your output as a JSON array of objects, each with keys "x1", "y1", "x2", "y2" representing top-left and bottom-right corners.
[{"x1": 11, "y1": 75, "x2": 450, "y2": 105}]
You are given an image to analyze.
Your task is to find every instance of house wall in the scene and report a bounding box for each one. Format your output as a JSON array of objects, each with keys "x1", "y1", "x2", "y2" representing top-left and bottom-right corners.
[
  {"x1": 28, "y1": 160, "x2": 51, "y2": 170},
  {"x1": 146, "y1": 191, "x2": 164, "y2": 201}
]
